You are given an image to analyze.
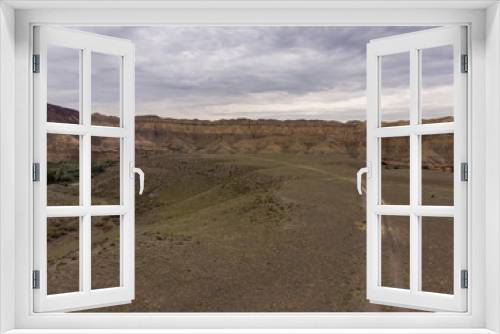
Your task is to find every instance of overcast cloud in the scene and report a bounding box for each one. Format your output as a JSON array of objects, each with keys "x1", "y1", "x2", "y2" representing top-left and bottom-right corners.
[{"x1": 47, "y1": 26, "x2": 453, "y2": 121}]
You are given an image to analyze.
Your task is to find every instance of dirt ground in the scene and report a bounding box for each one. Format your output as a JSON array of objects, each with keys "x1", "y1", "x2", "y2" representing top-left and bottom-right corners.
[{"x1": 46, "y1": 153, "x2": 453, "y2": 312}]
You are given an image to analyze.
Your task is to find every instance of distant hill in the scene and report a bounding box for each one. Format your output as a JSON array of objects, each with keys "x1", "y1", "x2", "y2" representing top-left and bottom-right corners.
[
  {"x1": 46, "y1": 104, "x2": 454, "y2": 171},
  {"x1": 47, "y1": 104, "x2": 79, "y2": 124}
]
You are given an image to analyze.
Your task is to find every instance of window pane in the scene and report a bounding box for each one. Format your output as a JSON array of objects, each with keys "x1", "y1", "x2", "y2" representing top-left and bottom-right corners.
[
  {"x1": 421, "y1": 45, "x2": 454, "y2": 124},
  {"x1": 91, "y1": 137, "x2": 120, "y2": 205},
  {"x1": 91, "y1": 52, "x2": 121, "y2": 127},
  {"x1": 381, "y1": 215, "x2": 410, "y2": 290},
  {"x1": 92, "y1": 215, "x2": 121, "y2": 290},
  {"x1": 47, "y1": 134, "x2": 80, "y2": 206},
  {"x1": 47, "y1": 217, "x2": 80, "y2": 295},
  {"x1": 421, "y1": 217, "x2": 454, "y2": 294},
  {"x1": 381, "y1": 137, "x2": 410, "y2": 205},
  {"x1": 381, "y1": 52, "x2": 410, "y2": 127},
  {"x1": 47, "y1": 45, "x2": 80, "y2": 124},
  {"x1": 421, "y1": 134, "x2": 454, "y2": 206}
]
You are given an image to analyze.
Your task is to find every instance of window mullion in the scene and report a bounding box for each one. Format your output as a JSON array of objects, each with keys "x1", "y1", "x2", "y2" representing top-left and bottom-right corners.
[
  {"x1": 409, "y1": 47, "x2": 420, "y2": 294},
  {"x1": 417, "y1": 48, "x2": 424, "y2": 294},
  {"x1": 82, "y1": 48, "x2": 92, "y2": 294}
]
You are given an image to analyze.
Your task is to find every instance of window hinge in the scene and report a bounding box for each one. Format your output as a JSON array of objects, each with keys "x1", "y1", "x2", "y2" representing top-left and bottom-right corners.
[
  {"x1": 33, "y1": 163, "x2": 40, "y2": 182},
  {"x1": 33, "y1": 54, "x2": 40, "y2": 73},
  {"x1": 461, "y1": 270, "x2": 468, "y2": 289},
  {"x1": 33, "y1": 270, "x2": 40, "y2": 289},
  {"x1": 461, "y1": 162, "x2": 468, "y2": 182},
  {"x1": 461, "y1": 54, "x2": 468, "y2": 73}
]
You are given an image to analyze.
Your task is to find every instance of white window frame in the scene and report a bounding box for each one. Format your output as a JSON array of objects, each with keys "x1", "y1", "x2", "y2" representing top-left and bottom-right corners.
[
  {"x1": 366, "y1": 26, "x2": 468, "y2": 312},
  {"x1": 33, "y1": 26, "x2": 136, "y2": 313},
  {"x1": 1, "y1": 1, "x2": 499, "y2": 333}
]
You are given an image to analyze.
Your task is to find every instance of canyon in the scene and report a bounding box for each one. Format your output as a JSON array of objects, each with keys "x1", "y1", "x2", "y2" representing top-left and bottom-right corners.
[{"x1": 47, "y1": 103, "x2": 453, "y2": 171}]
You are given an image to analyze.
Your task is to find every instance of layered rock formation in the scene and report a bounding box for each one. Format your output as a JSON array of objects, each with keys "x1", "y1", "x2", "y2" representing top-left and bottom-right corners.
[
  {"x1": 134, "y1": 115, "x2": 368, "y2": 158},
  {"x1": 46, "y1": 104, "x2": 453, "y2": 171}
]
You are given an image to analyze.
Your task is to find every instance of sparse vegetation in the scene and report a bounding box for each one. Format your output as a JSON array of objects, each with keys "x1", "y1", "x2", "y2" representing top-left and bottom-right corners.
[
  {"x1": 47, "y1": 162, "x2": 79, "y2": 184},
  {"x1": 47, "y1": 160, "x2": 119, "y2": 185},
  {"x1": 45, "y1": 106, "x2": 453, "y2": 313},
  {"x1": 45, "y1": 153, "x2": 446, "y2": 313}
]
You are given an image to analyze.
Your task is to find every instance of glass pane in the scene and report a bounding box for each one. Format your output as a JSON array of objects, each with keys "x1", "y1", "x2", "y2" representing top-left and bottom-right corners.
[
  {"x1": 381, "y1": 215, "x2": 410, "y2": 290},
  {"x1": 91, "y1": 52, "x2": 121, "y2": 127},
  {"x1": 381, "y1": 137, "x2": 410, "y2": 205},
  {"x1": 47, "y1": 134, "x2": 80, "y2": 206},
  {"x1": 421, "y1": 217, "x2": 454, "y2": 294},
  {"x1": 381, "y1": 52, "x2": 410, "y2": 127},
  {"x1": 421, "y1": 45, "x2": 454, "y2": 124},
  {"x1": 47, "y1": 44, "x2": 80, "y2": 124},
  {"x1": 421, "y1": 134, "x2": 454, "y2": 206},
  {"x1": 91, "y1": 215, "x2": 121, "y2": 290},
  {"x1": 91, "y1": 137, "x2": 120, "y2": 205},
  {"x1": 47, "y1": 217, "x2": 80, "y2": 295}
]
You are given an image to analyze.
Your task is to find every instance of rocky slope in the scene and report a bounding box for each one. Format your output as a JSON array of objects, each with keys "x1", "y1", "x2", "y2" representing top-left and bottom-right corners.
[{"x1": 46, "y1": 104, "x2": 454, "y2": 170}]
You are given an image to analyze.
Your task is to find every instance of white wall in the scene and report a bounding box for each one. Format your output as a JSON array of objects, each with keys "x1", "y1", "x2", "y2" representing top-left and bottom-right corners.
[
  {"x1": 0, "y1": 2, "x2": 16, "y2": 333},
  {"x1": 486, "y1": 2, "x2": 500, "y2": 333},
  {"x1": 6, "y1": 5, "x2": 492, "y2": 331}
]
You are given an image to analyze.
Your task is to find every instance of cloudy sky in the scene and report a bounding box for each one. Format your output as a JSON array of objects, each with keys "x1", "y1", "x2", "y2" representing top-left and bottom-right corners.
[{"x1": 47, "y1": 26, "x2": 454, "y2": 121}]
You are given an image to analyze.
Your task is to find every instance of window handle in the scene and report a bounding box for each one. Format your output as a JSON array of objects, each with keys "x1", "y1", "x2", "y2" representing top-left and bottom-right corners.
[
  {"x1": 129, "y1": 162, "x2": 145, "y2": 195},
  {"x1": 357, "y1": 162, "x2": 371, "y2": 195}
]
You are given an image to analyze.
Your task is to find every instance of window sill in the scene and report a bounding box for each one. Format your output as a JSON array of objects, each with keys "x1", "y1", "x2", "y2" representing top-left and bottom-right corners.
[{"x1": 4, "y1": 329, "x2": 497, "y2": 334}]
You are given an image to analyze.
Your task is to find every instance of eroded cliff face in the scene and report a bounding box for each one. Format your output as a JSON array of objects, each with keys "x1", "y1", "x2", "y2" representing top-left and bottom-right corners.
[
  {"x1": 46, "y1": 104, "x2": 453, "y2": 171},
  {"x1": 134, "y1": 115, "x2": 368, "y2": 158}
]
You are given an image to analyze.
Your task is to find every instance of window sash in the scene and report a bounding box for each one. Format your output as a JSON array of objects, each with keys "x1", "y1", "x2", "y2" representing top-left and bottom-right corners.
[
  {"x1": 32, "y1": 25, "x2": 136, "y2": 313},
  {"x1": 366, "y1": 26, "x2": 467, "y2": 312}
]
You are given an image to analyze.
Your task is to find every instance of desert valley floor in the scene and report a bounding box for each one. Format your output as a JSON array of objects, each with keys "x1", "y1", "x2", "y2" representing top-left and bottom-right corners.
[
  {"x1": 46, "y1": 152, "x2": 453, "y2": 312},
  {"x1": 44, "y1": 104, "x2": 454, "y2": 312}
]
